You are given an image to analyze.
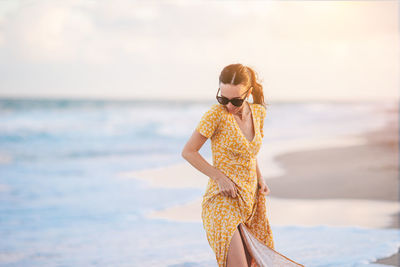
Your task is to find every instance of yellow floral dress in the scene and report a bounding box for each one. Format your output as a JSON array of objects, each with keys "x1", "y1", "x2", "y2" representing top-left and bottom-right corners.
[{"x1": 195, "y1": 101, "x2": 274, "y2": 267}]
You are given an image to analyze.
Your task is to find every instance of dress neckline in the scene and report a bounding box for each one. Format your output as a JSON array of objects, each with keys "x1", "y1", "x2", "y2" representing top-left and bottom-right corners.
[{"x1": 230, "y1": 101, "x2": 257, "y2": 144}]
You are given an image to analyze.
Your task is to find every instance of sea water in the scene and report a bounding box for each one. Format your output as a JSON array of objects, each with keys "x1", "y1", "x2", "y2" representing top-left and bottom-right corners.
[{"x1": 0, "y1": 98, "x2": 398, "y2": 266}]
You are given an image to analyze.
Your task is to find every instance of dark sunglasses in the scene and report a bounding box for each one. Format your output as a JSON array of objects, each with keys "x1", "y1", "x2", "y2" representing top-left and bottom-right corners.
[{"x1": 216, "y1": 87, "x2": 251, "y2": 107}]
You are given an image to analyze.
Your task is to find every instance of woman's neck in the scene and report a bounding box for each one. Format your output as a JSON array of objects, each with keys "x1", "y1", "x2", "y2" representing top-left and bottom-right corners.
[{"x1": 235, "y1": 101, "x2": 250, "y2": 120}]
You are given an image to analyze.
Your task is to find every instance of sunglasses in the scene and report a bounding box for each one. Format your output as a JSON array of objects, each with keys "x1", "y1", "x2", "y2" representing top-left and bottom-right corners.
[{"x1": 216, "y1": 87, "x2": 251, "y2": 107}]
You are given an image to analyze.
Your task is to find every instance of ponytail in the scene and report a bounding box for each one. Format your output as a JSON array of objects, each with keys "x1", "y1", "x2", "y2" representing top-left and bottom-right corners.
[{"x1": 246, "y1": 66, "x2": 266, "y2": 108}]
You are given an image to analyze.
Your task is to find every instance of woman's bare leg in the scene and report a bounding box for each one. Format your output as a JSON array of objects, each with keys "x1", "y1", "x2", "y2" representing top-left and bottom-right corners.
[
  {"x1": 239, "y1": 226, "x2": 253, "y2": 266},
  {"x1": 226, "y1": 226, "x2": 249, "y2": 267}
]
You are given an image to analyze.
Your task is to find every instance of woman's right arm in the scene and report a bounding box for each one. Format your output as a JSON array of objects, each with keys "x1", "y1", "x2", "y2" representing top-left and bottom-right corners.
[
  {"x1": 181, "y1": 130, "x2": 223, "y2": 181},
  {"x1": 181, "y1": 130, "x2": 237, "y2": 198}
]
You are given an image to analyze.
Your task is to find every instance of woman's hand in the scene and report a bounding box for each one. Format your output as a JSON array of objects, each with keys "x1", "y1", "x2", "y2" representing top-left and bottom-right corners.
[
  {"x1": 214, "y1": 173, "x2": 238, "y2": 198},
  {"x1": 258, "y1": 179, "x2": 270, "y2": 195}
]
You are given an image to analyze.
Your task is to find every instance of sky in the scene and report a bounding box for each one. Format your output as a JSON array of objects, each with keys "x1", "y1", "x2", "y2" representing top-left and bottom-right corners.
[{"x1": 0, "y1": 0, "x2": 398, "y2": 102}]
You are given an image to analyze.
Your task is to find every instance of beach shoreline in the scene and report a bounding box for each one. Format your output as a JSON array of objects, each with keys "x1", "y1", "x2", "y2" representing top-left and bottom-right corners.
[
  {"x1": 119, "y1": 103, "x2": 399, "y2": 266},
  {"x1": 265, "y1": 109, "x2": 398, "y2": 266},
  {"x1": 264, "y1": 104, "x2": 399, "y2": 266}
]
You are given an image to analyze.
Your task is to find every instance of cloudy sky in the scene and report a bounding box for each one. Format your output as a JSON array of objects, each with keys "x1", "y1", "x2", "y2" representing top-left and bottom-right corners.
[{"x1": 0, "y1": 0, "x2": 398, "y2": 102}]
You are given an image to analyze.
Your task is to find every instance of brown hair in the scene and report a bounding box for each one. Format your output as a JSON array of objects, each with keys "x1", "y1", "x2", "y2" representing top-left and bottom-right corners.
[{"x1": 219, "y1": 63, "x2": 267, "y2": 109}]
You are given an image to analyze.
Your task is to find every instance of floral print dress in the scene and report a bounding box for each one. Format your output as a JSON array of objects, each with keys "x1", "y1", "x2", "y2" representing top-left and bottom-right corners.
[{"x1": 195, "y1": 101, "x2": 304, "y2": 267}]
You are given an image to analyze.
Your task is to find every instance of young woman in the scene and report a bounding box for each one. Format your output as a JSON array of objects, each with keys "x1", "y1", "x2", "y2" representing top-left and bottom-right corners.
[{"x1": 181, "y1": 64, "x2": 304, "y2": 267}]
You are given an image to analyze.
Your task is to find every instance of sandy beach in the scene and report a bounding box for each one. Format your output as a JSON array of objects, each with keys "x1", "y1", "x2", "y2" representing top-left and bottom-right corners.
[
  {"x1": 264, "y1": 106, "x2": 399, "y2": 266},
  {"x1": 117, "y1": 103, "x2": 399, "y2": 266}
]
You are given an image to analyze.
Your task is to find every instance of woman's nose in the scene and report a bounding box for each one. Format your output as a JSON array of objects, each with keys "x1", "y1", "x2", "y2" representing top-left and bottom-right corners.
[{"x1": 226, "y1": 102, "x2": 235, "y2": 111}]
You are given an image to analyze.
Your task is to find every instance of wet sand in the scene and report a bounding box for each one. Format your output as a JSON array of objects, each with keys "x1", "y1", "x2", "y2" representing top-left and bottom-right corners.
[{"x1": 263, "y1": 105, "x2": 398, "y2": 266}]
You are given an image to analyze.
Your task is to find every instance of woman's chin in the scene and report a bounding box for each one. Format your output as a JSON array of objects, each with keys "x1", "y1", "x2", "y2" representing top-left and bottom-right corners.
[
  {"x1": 224, "y1": 106, "x2": 241, "y2": 114},
  {"x1": 230, "y1": 108, "x2": 242, "y2": 114}
]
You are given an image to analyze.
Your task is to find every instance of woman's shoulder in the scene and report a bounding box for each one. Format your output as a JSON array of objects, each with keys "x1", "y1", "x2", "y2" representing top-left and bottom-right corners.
[
  {"x1": 198, "y1": 104, "x2": 227, "y2": 123},
  {"x1": 251, "y1": 103, "x2": 266, "y2": 116},
  {"x1": 209, "y1": 103, "x2": 228, "y2": 115}
]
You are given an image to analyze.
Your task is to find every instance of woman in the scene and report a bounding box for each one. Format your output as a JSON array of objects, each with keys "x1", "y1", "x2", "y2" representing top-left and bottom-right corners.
[{"x1": 181, "y1": 64, "x2": 304, "y2": 267}]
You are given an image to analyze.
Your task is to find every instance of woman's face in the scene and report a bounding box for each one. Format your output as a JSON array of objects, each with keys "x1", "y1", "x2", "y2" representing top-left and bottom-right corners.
[{"x1": 219, "y1": 83, "x2": 249, "y2": 114}]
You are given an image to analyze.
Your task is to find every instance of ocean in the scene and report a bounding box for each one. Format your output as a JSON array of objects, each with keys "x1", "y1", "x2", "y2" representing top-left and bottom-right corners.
[{"x1": 0, "y1": 98, "x2": 398, "y2": 266}]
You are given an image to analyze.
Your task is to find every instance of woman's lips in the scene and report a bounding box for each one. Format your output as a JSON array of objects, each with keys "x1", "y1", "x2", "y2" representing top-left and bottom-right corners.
[{"x1": 224, "y1": 106, "x2": 240, "y2": 114}]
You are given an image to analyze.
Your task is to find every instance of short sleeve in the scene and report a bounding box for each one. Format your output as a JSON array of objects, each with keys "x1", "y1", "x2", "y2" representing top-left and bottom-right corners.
[
  {"x1": 195, "y1": 104, "x2": 221, "y2": 139},
  {"x1": 259, "y1": 105, "x2": 266, "y2": 138}
]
